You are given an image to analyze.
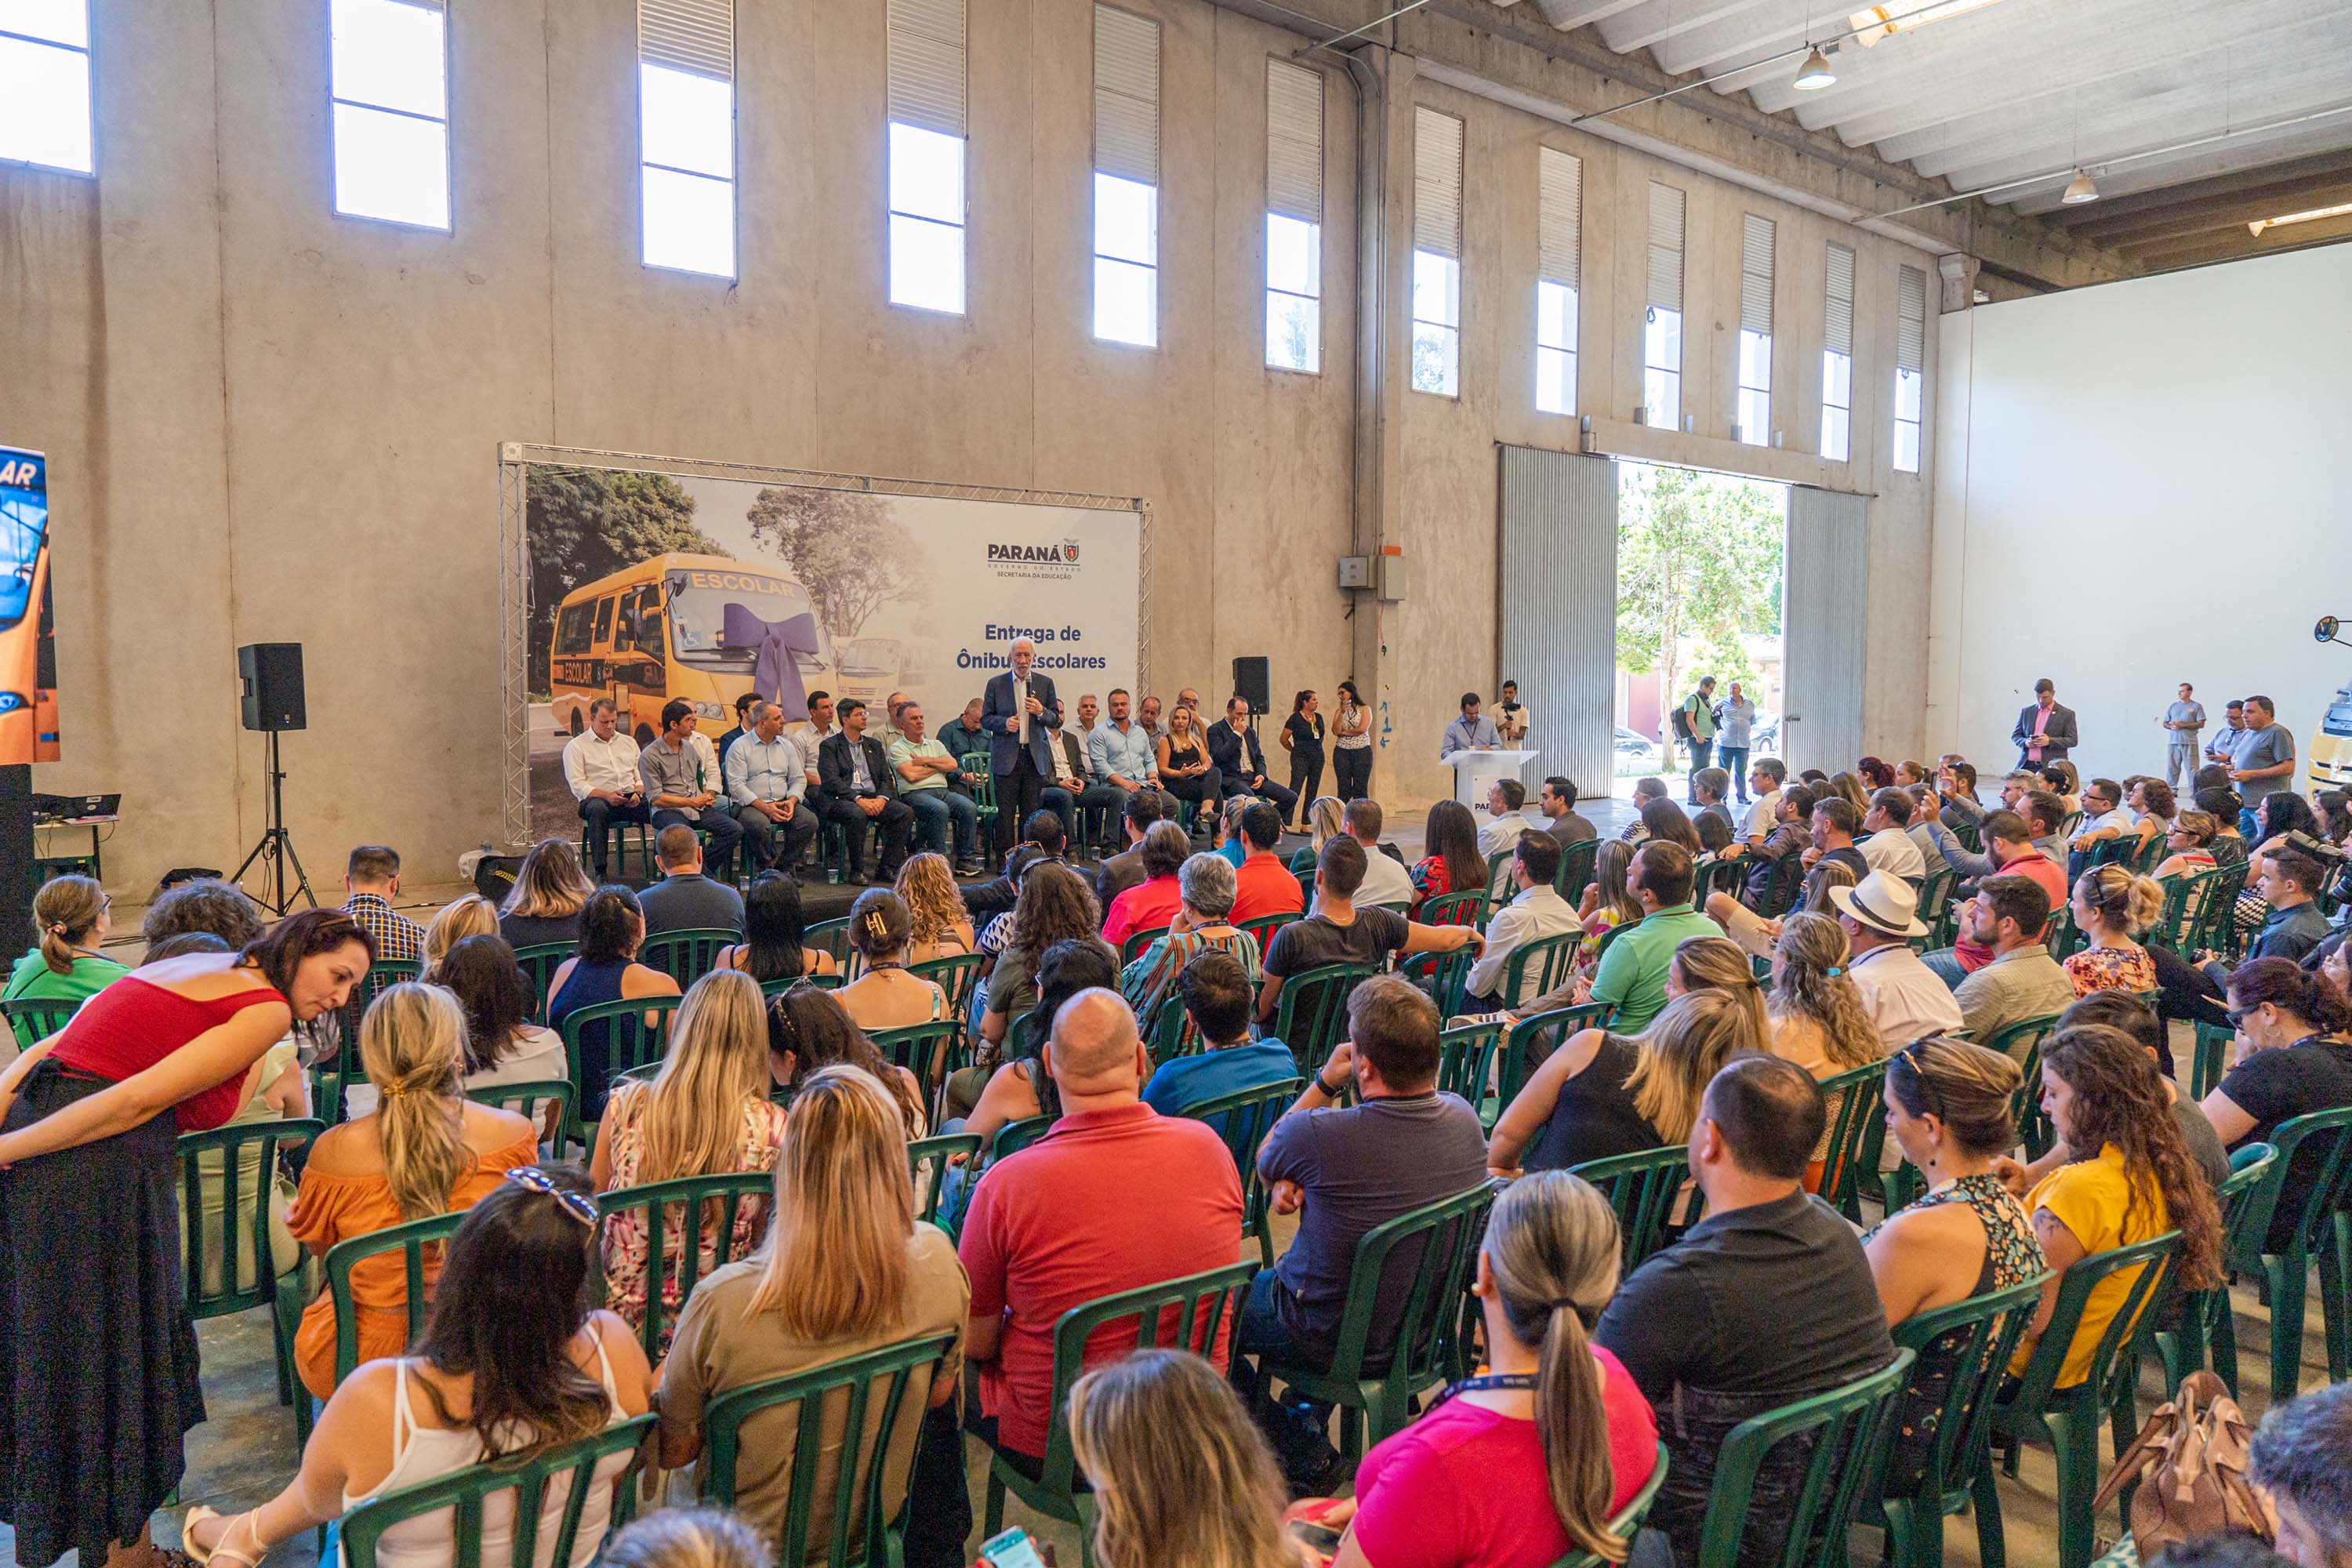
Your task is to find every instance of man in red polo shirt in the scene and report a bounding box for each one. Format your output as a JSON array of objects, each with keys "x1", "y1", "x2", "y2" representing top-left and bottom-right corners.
[
  {"x1": 1231, "y1": 800, "x2": 1307, "y2": 924},
  {"x1": 1920, "y1": 808, "x2": 2067, "y2": 980},
  {"x1": 957, "y1": 987, "x2": 1244, "y2": 1462}
]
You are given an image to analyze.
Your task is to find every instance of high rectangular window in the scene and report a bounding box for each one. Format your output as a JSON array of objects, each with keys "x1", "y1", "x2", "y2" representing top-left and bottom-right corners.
[
  {"x1": 0, "y1": 0, "x2": 93, "y2": 174},
  {"x1": 1410, "y1": 106, "x2": 1462, "y2": 397},
  {"x1": 329, "y1": 0, "x2": 450, "y2": 229},
  {"x1": 1820, "y1": 241, "x2": 1855, "y2": 461},
  {"x1": 1894, "y1": 263, "x2": 1926, "y2": 473},
  {"x1": 1535, "y1": 147, "x2": 1581, "y2": 416},
  {"x1": 637, "y1": 0, "x2": 736, "y2": 278},
  {"x1": 887, "y1": 0, "x2": 966, "y2": 314},
  {"x1": 1735, "y1": 213, "x2": 1773, "y2": 446},
  {"x1": 1092, "y1": 4, "x2": 1160, "y2": 347},
  {"x1": 1264, "y1": 58, "x2": 1323, "y2": 372},
  {"x1": 1642, "y1": 181, "x2": 1685, "y2": 429}
]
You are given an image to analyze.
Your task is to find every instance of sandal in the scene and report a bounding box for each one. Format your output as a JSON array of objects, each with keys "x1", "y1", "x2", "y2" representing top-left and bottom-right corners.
[{"x1": 180, "y1": 1506, "x2": 267, "y2": 1568}]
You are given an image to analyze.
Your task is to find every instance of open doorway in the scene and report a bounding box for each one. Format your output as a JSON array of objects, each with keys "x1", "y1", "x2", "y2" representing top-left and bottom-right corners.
[{"x1": 1612, "y1": 463, "x2": 1787, "y2": 800}]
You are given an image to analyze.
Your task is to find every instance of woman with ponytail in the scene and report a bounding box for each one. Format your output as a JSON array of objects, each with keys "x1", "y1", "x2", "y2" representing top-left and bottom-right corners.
[
  {"x1": 289, "y1": 982, "x2": 538, "y2": 1399},
  {"x1": 2, "y1": 874, "x2": 127, "y2": 1048},
  {"x1": 1330, "y1": 1171, "x2": 1657, "y2": 1568},
  {"x1": 2063, "y1": 866, "x2": 2163, "y2": 997}
]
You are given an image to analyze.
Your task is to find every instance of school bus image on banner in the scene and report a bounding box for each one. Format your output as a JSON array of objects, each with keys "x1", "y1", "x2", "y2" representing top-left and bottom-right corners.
[
  {"x1": 1, "y1": 448, "x2": 54, "y2": 768},
  {"x1": 834, "y1": 636, "x2": 904, "y2": 705},
  {"x1": 547, "y1": 554, "x2": 834, "y2": 745}
]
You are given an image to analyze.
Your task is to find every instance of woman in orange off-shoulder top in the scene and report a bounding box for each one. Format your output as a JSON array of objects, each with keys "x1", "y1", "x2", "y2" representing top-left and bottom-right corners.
[{"x1": 290, "y1": 981, "x2": 538, "y2": 1399}]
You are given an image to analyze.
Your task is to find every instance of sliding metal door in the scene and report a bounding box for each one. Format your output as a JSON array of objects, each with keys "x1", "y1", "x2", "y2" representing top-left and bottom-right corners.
[
  {"x1": 1498, "y1": 446, "x2": 1617, "y2": 798},
  {"x1": 1781, "y1": 485, "x2": 1868, "y2": 777}
]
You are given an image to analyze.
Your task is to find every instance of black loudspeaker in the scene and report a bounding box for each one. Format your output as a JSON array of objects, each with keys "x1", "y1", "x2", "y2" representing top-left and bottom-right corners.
[
  {"x1": 238, "y1": 643, "x2": 307, "y2": 731},
  {"x1": 1232, "y1": 656, "x2": 1271, "y2": 715}
]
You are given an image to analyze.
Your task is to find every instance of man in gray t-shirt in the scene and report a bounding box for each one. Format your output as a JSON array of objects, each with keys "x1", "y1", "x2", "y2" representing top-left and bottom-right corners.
[
  {"x1": 2228, "y1": 695, "x2": 2296, "y2": 791},
  {"x1": 2162, "y1": 683, "x2": 2205, "y2": 789}
]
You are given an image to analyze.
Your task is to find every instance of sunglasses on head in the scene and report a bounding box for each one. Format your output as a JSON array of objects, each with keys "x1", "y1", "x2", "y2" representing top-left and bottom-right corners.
[{"x1": 505, "y1": 1166, "x2": 598, "y2": 1228}]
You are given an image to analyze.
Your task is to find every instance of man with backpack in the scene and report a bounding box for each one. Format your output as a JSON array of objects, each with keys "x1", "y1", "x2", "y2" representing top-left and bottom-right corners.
[{"x1": 1672, "y1": 676, "x2": 1719, "y2": 802}]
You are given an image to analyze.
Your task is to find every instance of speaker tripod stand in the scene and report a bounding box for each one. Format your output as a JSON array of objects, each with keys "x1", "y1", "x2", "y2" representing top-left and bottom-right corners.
[{"x1": 230, "y1": 729, "x2": 317, "y2": 916}]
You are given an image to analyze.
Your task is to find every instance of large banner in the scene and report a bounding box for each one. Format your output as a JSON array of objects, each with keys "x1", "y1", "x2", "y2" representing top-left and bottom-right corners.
[
  {"x1": 0, "y1": 446, "x2": 56, "y2": 768},
  {"x1": 517, "y1": 456, "x2": 1143, "y2": 844}
]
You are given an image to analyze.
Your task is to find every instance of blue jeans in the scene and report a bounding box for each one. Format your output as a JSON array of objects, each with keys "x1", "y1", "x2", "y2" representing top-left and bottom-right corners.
[
  {"x1": 904, "y1": 787, "x2": 978, "y2": 861},
  {"x1": 1718, "y1": 746, "x2": 1750, "y2": 801}
]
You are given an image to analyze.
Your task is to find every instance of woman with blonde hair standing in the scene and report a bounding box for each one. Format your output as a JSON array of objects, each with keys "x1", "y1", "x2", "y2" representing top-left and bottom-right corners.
[{"x1": 592, "y1": 969, "x2": 787, "y2": 1352}]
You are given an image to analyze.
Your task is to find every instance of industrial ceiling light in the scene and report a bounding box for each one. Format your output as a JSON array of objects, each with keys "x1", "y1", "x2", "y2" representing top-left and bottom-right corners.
[
  {"x1": 2060, "y1": 169, "x2": 2100, "y2": 205},
  {"x1": 1793, "y1": 45, "x2": 1838, "y2": 89},
  {"x1": 1846, "y1": 0, "x2": 2008, "y2": 47},
  {"x1": 2248, "y1": 199, "x2": 2352, "y2": 237}
]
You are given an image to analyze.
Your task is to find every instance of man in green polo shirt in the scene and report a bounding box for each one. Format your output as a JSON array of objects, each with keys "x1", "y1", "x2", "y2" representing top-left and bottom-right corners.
[{"x1": 1580, "y1": 841, "x2": 1722, "y2": 1032}]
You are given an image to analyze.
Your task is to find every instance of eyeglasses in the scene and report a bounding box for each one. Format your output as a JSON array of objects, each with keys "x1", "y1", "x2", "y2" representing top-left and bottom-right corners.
[
  {"x1": 504, "y1": 1166, "x2": 598, "y2": 1228},
  {"x1": 2224, "y1": 1004, "x2": 2258, "y2": 1029}
]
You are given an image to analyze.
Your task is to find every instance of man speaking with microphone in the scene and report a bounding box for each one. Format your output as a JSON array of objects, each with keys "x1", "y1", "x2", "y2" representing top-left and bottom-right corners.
[{"x1": 982, "y1": 637, "x2": 1063, "y2": 854}]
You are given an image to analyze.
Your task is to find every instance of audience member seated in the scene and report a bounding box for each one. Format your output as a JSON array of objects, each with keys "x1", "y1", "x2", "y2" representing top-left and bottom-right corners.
[
  {"x1": 639, "y1": 699, "x2": 746, "y2": 872},
  {"x1": 1740, "y1": 758, "x2": 1789, "y2": 843},
  {"x1": 2200, "y1": 960, "x2": 2352, "y2": 1254},
  {"x1": 1953, "y1": 877, "x2": 2078, "y2": 1048},
  {"x1": 1804, "y1": 797, "x2": 1871, "y2": 885},
  {"x1": 715, "y1": 871, "x2": 838, "y2": 985},
  {"x1": 1831, "y1": 869, "x2": 1964, "y2": 1048},
  {"x1": 1231, "y1": 801, "x2": 1307, "y2": 924},
  {"x1": 1689, "y1": 768, "x2": 1735, "y2": 843},
  {"x1": 1328, "y1": 1171, "x2": 1661, "y2": 1568},
  {"x1": 1595, "y1": 1056, "x2": 1896, "y2": 1564},
  {"x1": 1123, "y1": 854, "x2": 1262, "y2": 1051},
  {"x1": 1765, "y1": 912, "x2": 1886, "y2": 1087},
  {"x1": 1232, "y1": 978, "x2": 1488, "y2": 1486},
  {"x1": 1103, "y1": 822, "x2": 1193, "y2": 948},
  {"x1": 2066, "y1": 866, "x2": 2162, "y2": 997},
  {"x1": 961, "y1": 940, "x2": 1123, "y2": 1157},
  {"x1": 1463, "y1": 833, "x2": 1582, "y2": 1011},
  {"x1": 1713, "y1": 782, "x2": 1815, "y2": 910},
  {"x1": 2155, "y1": 809, "x2": 2223, "y2": 880},
  {"x1": 546, "y1": 887, "x2": 684, "y2": 1118},
  {"x1": 1287, "y1": 795, "x2": 1348, "y2": 877},
  {"x1": 140, "y1": 875, "x2": 267, "y2": 950},
  {"x1": 887, "y1": 699, "x2": 985, "y2": 875},
  {"x1": 1620, "y1": 777, "x2": 1668, "y2": 840},
  {"x1": 1531, "y1": 775, "x2": 1595, "y2": 854},
  {"x1": 977, "y1": 863, "x2": 1103, "y2": 1062},
  {"x1": 893, "y1": 853, "x2": 976, "y2": 962},
  {"x1": 1209, "y1": 696, "x2": 1299, "y2": 818},
  {"x1": 765, "y1": 986, "x2": 927, "y2": 1139},
  {"x1": 2199, "y1": 846, "x2": 2333, "y2": 985},
  {"x1": 834, "y1": 891, "x2": 951, "y2": 1033},
  {"x1": 959, "y1": 989, "x2": 1243, "y2": 1467},
  {"x1": 564, "y1": 697, "x2": 652, "y2": 881},
  {"x1": 1638, "y1": 798, "x2": 1703, "y2": 859},
  {"x1": 1860, "y1": 1038, "x2": 2045, "y2": 1491},
  {"x1": 499, "y1": 837, "x2": 597, "y2": 950},
  {"x1": 2002, "y1": 1025, "x2": 2223, "y2": 1388},
  {"x1": 1478, "y1": 777, "x2": 1535, "y2": 858},
  {"x1": 2249, "y1": 1382, "x2": 2352, "y2": 1568},
  {"x1": 1410, "y1": 800, "x2": 1488, "y2": 915},
  {"x1": 182, "y1": 1167, "x2": 655, "y2": 1568},
  {"x1": 1489, "y1": 976, "x2": 1766, "y2": 1178},
  {"x1": 2023, "y1": 995, "x2": 2229, "y2": 1188},
  {"x1": 289, "y1": 982, "x2": 539, "y2": 1399},
  {"x1": 1140, "y1": 951, "x2": 1297, "y2": 1118},
  {"x1": 1711, "y1": 860, "x2": 1858, "y2": 964},
  {"x1": 1929, "y1": 810, "x2": 2067, "y2": 977},
  {"x1": 590, "y1": 971, "x2": 787, "y2": 1354},
  {"x1": 817, "y1": 699, "x2": 916, "y2": 885},
  {"x1": 352, "y1": 935, "x2": 570, "y2": 1127},
  {"x1": 1155, "y1": 704, "x2": 1225, "y2": 818},
  {"x1": 2064, "y1": 777, "x2": 2135, "y2": 877},
  {"x1": 420, "y1": 893, "x2": 499, "y2": 978},
  {"x1": 2020, "y1": 789, "x2": 2073, "y2": 869},
  {"x1": 1827, "y1": 771, "x2": 1873, "y2": 818},
  {"x1": 1342, "y1": 799, "x2": 1417, "y2": 911},
  {"x1": 339, "y1": 845, "x2": 424, "y2": 964},
  {"x1": 2, "y1": 873, "x2": 125, "y2": 1048},
  {"x1": 967, "y1": 809, "x2": 1071, "y2": 929},
  {"x1": 1094, "y1": 789, "x2": 1163, "y2": 911},
  {"x1": 1904, "y1": 786, "x2": 1951, "y2": 876},
  {"x1": 638, "y1": 826, "x2": 748, "y2": 938},
  {"x1": 724, "y1": 699, "x2": 822, "y2": 877},
  {"x1": 1570, "y1": 842, "x2": 1721, "y2": 1033},
  {"x1": 1256, "y1": 839, "x2": 1481, "y2": 1028},
  {"x1": 1859, "y1": 788, "x2": 1927, "y2": 884},
  {"x1": 1578, "y1": 840, "x2": 1645, "y2": 938}
]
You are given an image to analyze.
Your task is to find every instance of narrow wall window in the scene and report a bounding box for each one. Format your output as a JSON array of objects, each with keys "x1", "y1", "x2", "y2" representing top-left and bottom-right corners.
[
  {"x1": 1410, "y1": 105, "x2": 1462, "y2": 397},
  {"x1": 0, "y1": 0, "x2": 93, "y2": 173},
  {"x1": 1642, "y1": 181, "x2": 1684, "y2": 428},
  {"x1": 1894, "y1": 263, "x2": 1926, "y2": 473},
  {"x1": 1264, "y1": 57, "x2": 1323, "y2": 372},
  {"x1": 637, "y1": 0, "x2": 735, "y2": 278},
  {"x1": 1820, "y1": 241, "x2": 1854, "y2": 460},
  {"x1": 329, "y1": 0, "x2": 450, "y2": 229},
  {"x1": 887, "y1": 0, "x2": 965, "y2": 314},
  {"x1": 1534, "y1": 147, "x2": 1581, "y2": 416},
  {"x1": 1736, "y1": 213, "x2": 1773, "y2": 445},
  {"x1": 1092, "y1": 4, "x2": 1160, "y2": 347}
]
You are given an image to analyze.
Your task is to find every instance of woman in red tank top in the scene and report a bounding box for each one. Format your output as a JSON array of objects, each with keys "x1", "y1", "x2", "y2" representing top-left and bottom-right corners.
[{"x1": 0, "y1": 907, "x2": 375, "y2": 1568}]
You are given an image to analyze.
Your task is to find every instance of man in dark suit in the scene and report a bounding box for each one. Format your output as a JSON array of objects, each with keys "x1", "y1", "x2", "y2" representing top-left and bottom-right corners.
[
  {"x1": 982, "y1": 637, "x2": 1062, "y2": 853},
  {"x1": 1094, "y1": 789, "x2": 1164, "y2": 910},
  {"x1": 817, "y1": 699, "x2": 915, "y2": 883},
  {"x1": 1207, "y1": 695, "x2": 1299, "y2": 818},
  {"x1": 2010, "y1": 678, "x2": 2078, "y2": 769}
]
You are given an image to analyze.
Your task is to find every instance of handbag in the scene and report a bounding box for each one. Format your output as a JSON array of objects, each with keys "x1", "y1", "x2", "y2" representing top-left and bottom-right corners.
[{"x1": 2090, "y1": 1369, "x2": 2275, "y2": 1559}]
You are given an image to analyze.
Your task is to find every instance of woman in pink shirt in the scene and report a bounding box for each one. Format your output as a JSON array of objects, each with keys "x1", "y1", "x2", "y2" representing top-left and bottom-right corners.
[{"x1": 1327, "y1": 1171, "x2": 1659, "y2": 1568}]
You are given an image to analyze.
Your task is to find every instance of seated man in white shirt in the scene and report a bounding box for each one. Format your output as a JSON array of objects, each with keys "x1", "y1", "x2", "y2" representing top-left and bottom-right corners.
[
  {"x1": 1343, "y1": 798, "x2": 1417, "y2": 910},
  {"x1": 561, "y1": 698, "x2": 648, "y2": 881},
  {"x1": 1476, "y1": 777, "x2": 1534, "y2": 858},
  {"x1": 1831, "y1": 869, "x2": 1962, "y2": 1049},
  {"x1": 1461, "y1": 833, "x2": 1583, "y2": 1010},
  {"x1": 1859, "y1": 787, "x2": 1927, "y2": 885},
  {"x1": 1740, "y1": 758, "x2": 1786, "y2": 845}
]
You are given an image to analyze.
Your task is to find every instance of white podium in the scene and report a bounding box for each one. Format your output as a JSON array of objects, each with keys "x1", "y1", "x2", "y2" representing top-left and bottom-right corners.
[{"x1": 1447, "y1": 749, "x2": 1541, "y2": 816}]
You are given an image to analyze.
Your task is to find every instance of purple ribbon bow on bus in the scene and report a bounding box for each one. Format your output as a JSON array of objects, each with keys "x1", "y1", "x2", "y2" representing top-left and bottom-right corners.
[{"x1": 722, "y1": 603, "x2": 822, "y2": 722}]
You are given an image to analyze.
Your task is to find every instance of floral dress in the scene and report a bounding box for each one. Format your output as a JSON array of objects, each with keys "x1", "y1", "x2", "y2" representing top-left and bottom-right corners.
[
  {"x1": 600, "y1": 1092, "x2": 789, "y2": 1353},
  {"x1": 2065, "y1": 943, "x2": 2158, "y2": 997}
]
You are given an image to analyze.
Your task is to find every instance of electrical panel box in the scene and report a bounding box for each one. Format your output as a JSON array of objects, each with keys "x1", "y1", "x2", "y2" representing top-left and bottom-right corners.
[{"x1": 1337, "y1": 555, "x2": 1372, "y2": 589}]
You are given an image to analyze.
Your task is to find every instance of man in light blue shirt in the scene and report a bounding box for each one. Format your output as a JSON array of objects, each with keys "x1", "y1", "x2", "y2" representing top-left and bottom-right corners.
[
  {"x1": 1440, "y1": 692, "x2": 1501, "y2": 761},
  {"x1": 1713, "y1": 681, "x2": 1759, "y2": 803},
  {"x1": 724, "y1": 700, "x2": 819, "y2": 874},
  {"x1": 1087, "y1": 688, "x2": 1161, "y2": 794},
  {"x1": 2162, "y1": 683, "x2": 2205, "y2": 789}
]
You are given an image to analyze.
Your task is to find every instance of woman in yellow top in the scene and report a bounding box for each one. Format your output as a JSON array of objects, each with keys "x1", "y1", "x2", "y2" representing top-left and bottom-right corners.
[{"x1": 2007, "y1": 1023, "x2": 2223, "y2": 1386}]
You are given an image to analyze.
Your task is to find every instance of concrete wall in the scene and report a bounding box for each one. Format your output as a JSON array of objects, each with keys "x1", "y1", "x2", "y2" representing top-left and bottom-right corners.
[{"x1": 1, "y1": 0, "x2": 1933, "y2": 898}]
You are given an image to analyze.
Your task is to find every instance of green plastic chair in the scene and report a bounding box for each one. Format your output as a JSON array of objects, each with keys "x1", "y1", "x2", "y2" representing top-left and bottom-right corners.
[
  {"x1": 1985, "y1": 1012, "x2": 2064, "y2": 1159},
  {"x1": 1396, "y1": 945, "x2": 1473, "y2": 1020},
  {"x1": 1541, "y1": 1440, "x2": 1670, "y2": 1568},
  {"x1": 637, "y1": 927, "x2": 738, "y2": 986},
  {"x1": 910, "y1": 952, "x2": 985, "y2": 1025},
  {"x1": 1988, "y1": 1231, "x2": 2182, "y2": 1568},
  {"x1": 2198, "y1": 862, "x2": 2249, "y2": 956},
  {"x1": 2189, "y1": 1019, "x2": 2235, "y2": 1100},
  {"x1": 558, "y1": 994, "x2": 685, "y2": 1140},
  {"x1": 2226, "y1": 1106, "x2": 2352, "y2": 1398},
  {"x1": 2150, "y1": 867, "x2": 2220, "y2": 952},
  {"x1": 1498, "y1": 930, "x2": 1584, "y2": 1009},
  {"x1": 805, "y1": 917, "x2": 854, "y2": 969},
  {"x1": 1868, "y1": 1278, "x2": 2045, "y2": 1568},
  {"x1": 960, "y1": 753, "x2": 999, "y2": 838},
  {"x1": 869, "y1": 1019, "x2": 961, "y2": 1111},
  {"x1": 1553, "y1": 837, "x2": 1600, "y2": 906},
  {"x1": 512, "y1": 942, "x2": 575, "y2": 1024},
  {"x1": 1238, "y1": 911, "x2": 1298, "y2": 952},
  {"x1": 980, "y1": 1263, "x2": 1258, "y2": 1564},
  {"x1": 1914, "y1": 864, "x2": 1958, "y2": 946},
  {"x1": 699, "y1": 1332, "x2": 960, "y2": 1568},
  {"x1": 1570, "y1": 1144, "x2": 1703, "y2": 1274},
  {"x1": 1, "y1": 994, "x2": 80, "y2": 1050},
  {"x1": 464, "y1": 1080, "x2": 576, "y2": 1159},
  {"x1": 1270, "y1": 962, "x2": 1377, "y2": 1075},
  {"x1": 1254, "y1": 1180, "x2": 1501, "y2": 1465},
  {"x1": 1418, "y1": 891, "x2": 1486, "y2": 929},
  {"x1": 1436, "y1": 1020, "x2": 1506, "y2": 1131},
  {"x1": 1757, "y1": 850, "x2": 1808, "y2": 919},
  {"x1": 1506, "y1": 1003, "x2": 1617, "y2": 1117},
  {"x1": 1695, "y1": 856, "x2": 1748, "y2": 906},
  {"x1": 1119, "y1": 924, "x2": 1173, "y2": 964},
  {"x1": 594, "y1": 1171, "x2": 775, "y2": 1363},
  {"x1": 1485, "y1": 851, "x2": 1520, "y2": 907},
  {"x1": 1145, "y1": 990, "x2": 1192, "y2": 1069},
  {"x1": 1178, "y1": 1076, "x2": 1305, "y2": 1267},
  {"x1": 316, "y1": 958, "x2": 426, "y2": 1124},
  {"x1": 908, "y1": 1134, "x2": 979, "y2": 1229},
  {"x1": 1691, "y1": 1348, "x2": 1916, "y2": 1568},
  {"x1": 273, "y1": 1207, "x2": 471, "y2": 1446},
  {"x1": 2150, "y1": 1142, "x2": 2274, "y2": 1395},
  {"x1": 1814, "y1": 1061, "x2": 1889, "y2": 1223},
  {"x1": 338, "y1": 1414, "x2": 657, "y2": 1568},
  {"x1": 763, "y1": 971, "x2": 843, "y2": 997},
  {"x1": 177, "y1": 1118, "x2": 323, "y2": 1413}
]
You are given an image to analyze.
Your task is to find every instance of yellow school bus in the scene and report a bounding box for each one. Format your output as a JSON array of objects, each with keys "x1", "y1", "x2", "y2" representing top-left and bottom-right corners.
[
  {"x1": 2311, "y1": 681, "x2": 2352, "y2": 792},
  {"x1": 548, "y1": 554, "x2": 833, "y2": 744}
]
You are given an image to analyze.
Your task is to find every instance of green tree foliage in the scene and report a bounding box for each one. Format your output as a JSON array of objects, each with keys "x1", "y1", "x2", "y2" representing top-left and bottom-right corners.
[
  {"x1": 746, "y1": 487, "x2": 929, "y2": 638},
  {"x1": 524, "y1": 466, "x2": 724, "y2": 692},
  {"x1": 1616, "y1": 464, "x2": 1784, "y2": 736}
]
